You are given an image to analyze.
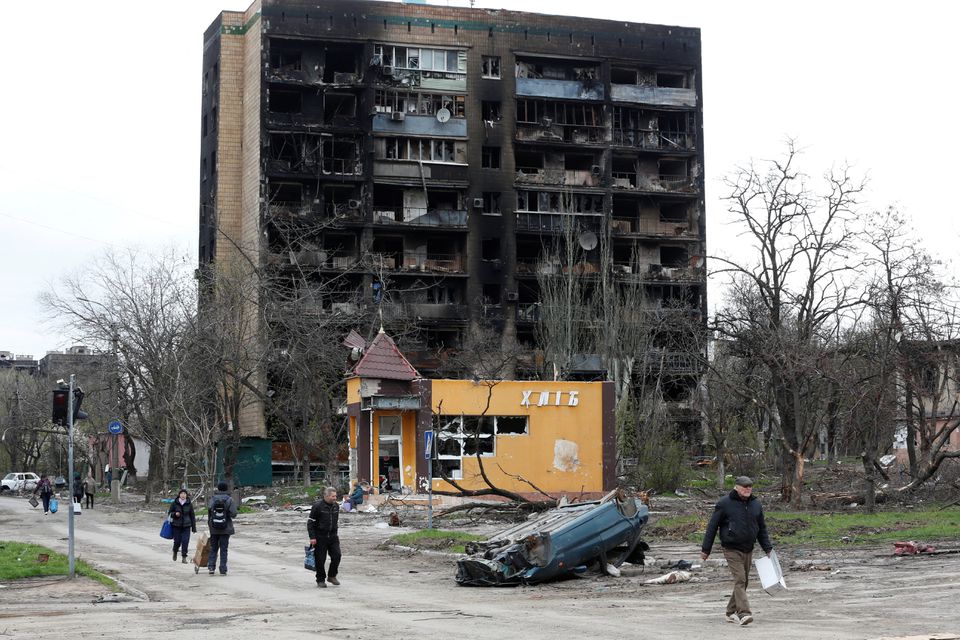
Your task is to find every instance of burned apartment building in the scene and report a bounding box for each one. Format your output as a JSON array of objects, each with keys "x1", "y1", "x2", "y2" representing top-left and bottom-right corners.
[{"x1": 200, "y1": 0, "x2": 706, "y2": 443}]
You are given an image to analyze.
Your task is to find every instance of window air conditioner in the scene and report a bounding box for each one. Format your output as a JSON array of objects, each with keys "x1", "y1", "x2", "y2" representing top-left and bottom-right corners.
[
  {"x1": 348, "y1": 199, "x2": 361, "y2": 210},
  {"x1": 472, "y1": 197, "x2": 484, "y2": 208},
  {"x1": 391, "y1": 111, "x2": 405, "y2": 122},
  {"x1": 505, "y1": 291, "x2": 519, "y2": 302}
]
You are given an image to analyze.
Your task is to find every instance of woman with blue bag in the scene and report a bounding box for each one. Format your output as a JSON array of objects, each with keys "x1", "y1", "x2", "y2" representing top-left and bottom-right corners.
[{"x1": 167, "y1": 489, "x2": 197, "y2": 563}]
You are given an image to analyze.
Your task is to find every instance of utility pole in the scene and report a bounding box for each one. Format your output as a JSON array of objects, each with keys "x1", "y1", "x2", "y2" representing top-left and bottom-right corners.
[
  {"x1": 111, "y1": 329, "x2": 121, "y2": 502},
  {"x1": 67, "y1": 375, "x2": 76, "y2": 579}
]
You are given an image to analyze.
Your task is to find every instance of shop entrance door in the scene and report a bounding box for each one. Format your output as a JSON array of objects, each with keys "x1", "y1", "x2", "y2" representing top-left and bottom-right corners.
[{"x1": 378, "y1": 416, "x2": 403, "y2": 492}]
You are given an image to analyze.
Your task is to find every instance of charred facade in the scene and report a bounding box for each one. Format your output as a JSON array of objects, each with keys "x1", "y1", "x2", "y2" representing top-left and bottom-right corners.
[{"x1": 200, "y1": 0, "x2": 705, "y2": 439}]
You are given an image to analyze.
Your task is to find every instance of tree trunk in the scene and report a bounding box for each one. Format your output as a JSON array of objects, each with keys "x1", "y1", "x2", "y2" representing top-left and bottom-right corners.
[
  {"x1": 789, "y1": 451, "x2": 805, "y2": 508},
  {"x1": 715, "y1": 449, "x2": 726, "y2": 490},
  {"x1": 861, "y1": 453, "x2": 876, "y2": 513},
  {"x1": 905, "y1": 383, "x2": 918, "y2": 479}
]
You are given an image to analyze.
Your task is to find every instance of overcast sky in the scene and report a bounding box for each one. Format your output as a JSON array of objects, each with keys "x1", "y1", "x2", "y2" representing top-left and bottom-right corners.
[{"x1": 2, "y1": 0, "x2": 957, "y2": 359}]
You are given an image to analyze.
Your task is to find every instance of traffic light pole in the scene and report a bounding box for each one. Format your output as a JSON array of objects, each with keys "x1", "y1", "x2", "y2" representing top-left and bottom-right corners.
[{"x1": 66, "y1": 374, "x2": 76, "y2": 579}]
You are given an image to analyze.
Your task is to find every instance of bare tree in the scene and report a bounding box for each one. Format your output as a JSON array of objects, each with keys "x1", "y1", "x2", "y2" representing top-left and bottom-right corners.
[{"x1": 713, "y1": 141, "x2": 866, "y2": 506}]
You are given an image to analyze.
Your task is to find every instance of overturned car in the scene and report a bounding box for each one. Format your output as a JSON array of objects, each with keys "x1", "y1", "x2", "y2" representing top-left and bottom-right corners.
[{"x1": 455, "y1": 490, "x2": 650, "y2": 586}]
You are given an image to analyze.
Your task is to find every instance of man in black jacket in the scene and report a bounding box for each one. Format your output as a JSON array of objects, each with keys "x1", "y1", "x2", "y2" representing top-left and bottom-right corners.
[
  {"x1": 207, "y1": 482, "x2": 238, "y2": 576},
  {"x1": 700, "y1": 476, "x2": 773, "y2": 626},
  {"x1": 307, "y1": 487, "x2": 341, "y2": 588}
]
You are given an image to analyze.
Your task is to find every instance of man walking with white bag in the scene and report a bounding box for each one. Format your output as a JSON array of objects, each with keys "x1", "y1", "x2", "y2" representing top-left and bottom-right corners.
[{"x1": 700, "y1": 476, "x2": 773, "y2": 626}]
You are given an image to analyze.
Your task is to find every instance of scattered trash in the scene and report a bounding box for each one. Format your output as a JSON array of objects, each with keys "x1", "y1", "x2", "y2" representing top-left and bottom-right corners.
[
  {"x1": 359, "y1": 505, "x2": 377, "y2": 513},
  {"x1": 894, "y1": 541, "x2": 936, "y2": 555},
  {"x1": 242, "y1": 495, "x2": 267, "y2": 503},
  {"x1": 605, "y1": 564, "x2": 621, "y2": 577},
  {"x1": 94, "y1": 593, "x2": 134, "y2": 604},
  {"x1": 879, "y1": 454, "x2": 897, "y2": 467},
  {"x1": 645, "y1": 570, "x2": 691, "y2": 585},
  {"x1": 840, "y1": 536, "x2": 852, "y2": 543},
  {"x1": 668, "y1": 559, "x2": 693, "y2": 570},
  {"x1": 790, "y1": 562, "x2": 832, "y2": 572},
  {"x1": 37, "y1": 553, "x2": 49, "y2": 564}
]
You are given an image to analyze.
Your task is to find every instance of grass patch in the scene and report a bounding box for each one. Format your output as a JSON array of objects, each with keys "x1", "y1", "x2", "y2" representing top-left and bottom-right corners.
[
  {"x1": 645, "y1": 508, "x2": 960, "y2": 547},
  {"x1": 0, "y1": 541, "x2": 117, "y2": 589},
  {"x1": 387, "y1": 529, "x2": 485, "y2": 554},
  {"x1": 770, "y1": 509, "x2": 960, "y2": 546}
]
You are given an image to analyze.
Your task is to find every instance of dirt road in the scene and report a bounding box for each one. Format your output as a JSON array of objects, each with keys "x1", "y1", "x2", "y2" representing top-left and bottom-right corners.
[{"x1": 0, "y1": 495, "x2": 957, "y2": 639}]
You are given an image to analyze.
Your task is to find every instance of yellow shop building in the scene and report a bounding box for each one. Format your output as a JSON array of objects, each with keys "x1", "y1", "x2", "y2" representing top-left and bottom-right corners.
[{"x1": 345, "y1": 331, "x2": 616, "y2": 498}]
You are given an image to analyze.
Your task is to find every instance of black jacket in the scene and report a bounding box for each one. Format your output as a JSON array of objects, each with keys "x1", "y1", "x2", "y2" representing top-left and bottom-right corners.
[
  {"x1": 168, "y1": 499, "x2": 197, "y2": 532},
  {"x1": 207, "y1": 491, "x2": 238, "y2": 535},
  {"x1": 307, "y1": 499, "x2": 339, "y2": 539},
  {"x1": 701, "y1": 490, "x2": 773, "y2": 555}
]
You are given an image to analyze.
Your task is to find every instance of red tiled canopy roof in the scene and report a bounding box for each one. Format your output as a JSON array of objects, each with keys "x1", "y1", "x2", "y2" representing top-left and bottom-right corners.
[{"x1": 350, "y1": 330, "x2": 419, "y2": 381}]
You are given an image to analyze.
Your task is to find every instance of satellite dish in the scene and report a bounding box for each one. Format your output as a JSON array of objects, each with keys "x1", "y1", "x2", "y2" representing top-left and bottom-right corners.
[
  {"x1": 578, "y1": 230, "x2": 598, "y2": 251},
  {"x1": 436, "y1": 107, "x2": 451, "y2": 123}
]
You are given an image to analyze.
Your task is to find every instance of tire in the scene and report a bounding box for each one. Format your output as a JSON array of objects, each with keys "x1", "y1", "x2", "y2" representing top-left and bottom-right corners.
[{"x1": 0, "y1": 486, "x2": 10, "y2": 493}]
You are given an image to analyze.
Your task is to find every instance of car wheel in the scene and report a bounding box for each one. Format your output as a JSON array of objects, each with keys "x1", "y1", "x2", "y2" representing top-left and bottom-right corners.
[{"x1": 0, "y1": 486, "x2": 10, "y2": 493}]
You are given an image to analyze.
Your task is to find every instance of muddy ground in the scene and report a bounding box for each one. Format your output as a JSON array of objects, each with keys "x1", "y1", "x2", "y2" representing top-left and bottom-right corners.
[{"x1": 0, "y1": 494, "x2": 957, "y2": 640}]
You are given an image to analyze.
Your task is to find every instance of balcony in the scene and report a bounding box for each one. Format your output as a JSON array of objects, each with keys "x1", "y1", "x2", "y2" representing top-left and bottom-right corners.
[
  {"x1": 399, "y1": 253, "x2": 465, "y2": 274},
  {"x1": 372, "y1": 207, "x2": 467, "y2": 229},
  {"x1": 612, "y1": 263, "x2": 705, "y2": 283},
  {"x1": 515, "y1": 212, "x2": 602, "y2": 233},
  {"x1": 611, "y1": 172, "x2": 696, "y2": 193},
  {"x1": 610, "y1": 218, "x2": 696, "y2": 238},
  {"x1": 639, "y1": 350, "x2": 701, "y2": 374},
  {"x1": 612, "y1": 129, "x2": 696, "y2": 152},
  {"x1": 516, "y1": 122, "x2": 606, "y2": 145},
  {"x1": 515, "y1": 167, "x2": 601, "y2": 188},
  {"x1": 382, "y1": 302, "x2": 467, "y2": 321},
  {"x1": 516, "y1": 78, "x2": 604, "y2": 101},
  {"x1": 610, "y1": 85, "x2": 697, "y2": 108}
]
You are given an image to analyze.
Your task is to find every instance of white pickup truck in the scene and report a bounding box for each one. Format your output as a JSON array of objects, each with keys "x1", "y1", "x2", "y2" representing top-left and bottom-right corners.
[{"x1": 1, "y1": 472, "x2": 40, "y2": 492}]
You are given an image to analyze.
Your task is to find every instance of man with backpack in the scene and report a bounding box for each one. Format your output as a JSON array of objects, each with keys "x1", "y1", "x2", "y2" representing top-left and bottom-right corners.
[
  {"x1": 207, "y1": 481, "x2": 238, "y2": 576},
  {"x1": 33, "y1": 474, "x2": 54, "y2": 514}
]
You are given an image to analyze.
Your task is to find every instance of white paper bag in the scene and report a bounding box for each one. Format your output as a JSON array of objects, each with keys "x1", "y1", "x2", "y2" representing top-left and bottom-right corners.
[
  {"x1": 753, "y1": 550, "x2": 786, "y2": 594},
  {"x1": 73, "y1": 502, "x2": 82, "y2": 515}
]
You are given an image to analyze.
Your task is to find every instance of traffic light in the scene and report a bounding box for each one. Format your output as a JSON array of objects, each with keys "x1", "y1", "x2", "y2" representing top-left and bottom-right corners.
[
  {"x1": 73, "y1": 388, "x2": 88, "y2": 421},
  {"x1": 52, "y1": 389, "x2": 69, "y2": 425},
  {"x1": 51, "y1": 387, "x2": 88, "y2": 425}
]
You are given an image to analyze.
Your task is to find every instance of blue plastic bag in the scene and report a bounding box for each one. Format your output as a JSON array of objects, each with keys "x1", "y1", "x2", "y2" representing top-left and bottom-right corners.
[
  {"x1": 49, "y1": 498, "x2": 59, "y2": 514},
  {"x1": 304, "y1": 545, "x2": 316, "y2": 571},
  {"x1": 160, "y1": 520, "x2": 174, "y2": 540}
]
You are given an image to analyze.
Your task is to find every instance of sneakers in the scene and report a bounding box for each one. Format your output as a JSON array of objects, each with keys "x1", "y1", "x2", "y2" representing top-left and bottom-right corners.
[
  {"x1": 739, "y1": 614, "x2": 754, "y2": 626},
  {"x1": 208, "y1": 569, "x2": 215, "y2": 575},
  {"x1": 725, "y1": 613, "x2": 740, "y2": 624},
  {"x1": 316, "y1": 580, "x2": 327, "y2": 588},
  {"x1": 327, "y1": 577, "x2": 340, "y2": 586}
]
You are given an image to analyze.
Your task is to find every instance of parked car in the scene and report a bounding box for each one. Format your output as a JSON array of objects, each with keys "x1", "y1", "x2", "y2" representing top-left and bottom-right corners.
[
  {"x1": 54, "y1": 475, "x2": 67, "y2": 490},
  {"x1": 456, "y1": 489, "x2": 650, "y2": 586},
  {"x1": 1, "y1": 472, "x2": 41, "y2": 493}
]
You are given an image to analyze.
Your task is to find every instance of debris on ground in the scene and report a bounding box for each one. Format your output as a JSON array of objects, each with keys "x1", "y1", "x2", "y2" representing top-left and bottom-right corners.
[
  {"x1": 242, "y1": 495, "x2": 267, "y2": 503},
  {"x1": 894, "y1": 541, "x2": 936, "y2": 555},
  {"x1": 455, "y1": 489, "x2": 649, "y2": 587},
  {"x1": 389, "y1": 512, "x2": 402, "y2": 527},
  {"x1": 644, "y1": 570, "x2": 693, "y2": 585},
  {"x1": 790, "y1": 562, "x2": 833, "y2": 572}
]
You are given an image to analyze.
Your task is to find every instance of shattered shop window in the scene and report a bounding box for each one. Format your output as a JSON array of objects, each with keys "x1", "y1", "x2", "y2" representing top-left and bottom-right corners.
[
  {"x1": 481, "y1": 55, "x2": 501, "y2": 79},
  {"x1": 495, "y1": 416, "x2": 528, "y2": 435}
]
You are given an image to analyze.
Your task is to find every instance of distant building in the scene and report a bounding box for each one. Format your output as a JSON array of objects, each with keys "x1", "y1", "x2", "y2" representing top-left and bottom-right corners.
[{"x1": 0, "y1": 351, "x2": 39, "y2": 375}]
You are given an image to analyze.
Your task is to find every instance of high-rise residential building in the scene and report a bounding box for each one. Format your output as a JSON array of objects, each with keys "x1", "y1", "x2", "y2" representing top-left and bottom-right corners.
[{"x1": 201, "y1": 0, "x2": 706, "y2": 443}]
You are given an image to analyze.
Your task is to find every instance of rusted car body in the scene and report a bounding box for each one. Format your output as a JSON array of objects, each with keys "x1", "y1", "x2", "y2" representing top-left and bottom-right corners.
[{"x1": 456, "y1": 490, "x2": 650, "y2": 586}]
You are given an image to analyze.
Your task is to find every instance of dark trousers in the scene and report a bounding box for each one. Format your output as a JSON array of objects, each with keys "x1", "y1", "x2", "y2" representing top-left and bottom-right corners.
[
  {"x1": 172, "y1": 526, "x2": 192, "y2": 557},
  {"x1": 208, "y1": 534, "x2": 230, "y2": 574},
  {"x1": 313, "y1": 535, "x2": 341, "y2": 582},
  {"x1": 722, "y1": 547, "x2": 753, "y2": 615},
  {"x1": 41, "y1": 494, "x2": 51, "y2": 513},
  {"x1": 85, "y1": 492, "x2": 94, "y2": 509}
]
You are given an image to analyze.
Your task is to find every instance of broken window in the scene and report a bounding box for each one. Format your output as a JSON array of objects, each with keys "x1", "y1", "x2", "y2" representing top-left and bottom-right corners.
[
  {"x1": 375, "y1": 90, "x2": 465, "y2": 117},
  {"x1": 481, "y1": 55, "x2": 501, "y2": 79},
  {"x1": 495, "y1": 416, "x2": 528, "y2": 435},
  {"x1": 270, "y1": 88, "x2": 302, "y2": 113},
  {"x1": 610, "y1": 67, "x2": 637, "y2": 84},
  {"x1": 481, "y1": 146, "x2": 501, "y2": 169},
  {"x1": 324, "y1": 93, "x2": 357, "y2": 121},
  {"x1": 322, "y1": 45, "x2": 360, "y2": 82},
  {"x1": 270, "y1": 50, "x2": 302, "y2": 71},
  {"x1": 482, "y1": 283, "x2": 501, "y2": 305},
  {"x1": 660, "y1": 246, "x2": 688, "y2": 268},
  {"x1": 481, "y1": 101, "x2": 502, "y2": 121},
  {"x1": 376, "y1": 137, "x2": 465, "y2": 163},
  {"x1": 482, "y1": 192, "x2": 501, "y2": 215},
  {"x1": 660, "y1": 203, "x2": 687, "y2": 223},
  {"x1": 374, "y1": 44, "x2": 466, "y2": 76},
  {"x1": 482, "y1": 238, "x2": 501, "y2": 261},
  {"x1": 656, "y1": 72, "x2": 687, "y2": 88}
]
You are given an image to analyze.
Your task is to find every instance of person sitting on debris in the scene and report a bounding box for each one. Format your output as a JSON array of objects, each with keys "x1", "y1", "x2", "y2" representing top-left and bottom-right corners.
[
  {"x1": 307, "y1": 487, "x2": 342, "y2": 588},
  {"x1": 700, "y1": 476, "x2": 773, "y2": 627},
  {"x1": 346, "y1": 481, "x2": 365, "y2": 510}
]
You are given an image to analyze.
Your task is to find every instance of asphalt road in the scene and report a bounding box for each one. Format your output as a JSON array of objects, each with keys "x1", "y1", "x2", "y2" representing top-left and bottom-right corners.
[{"x1": 0, "y1": 494, "x2": 958, "y2": 639}]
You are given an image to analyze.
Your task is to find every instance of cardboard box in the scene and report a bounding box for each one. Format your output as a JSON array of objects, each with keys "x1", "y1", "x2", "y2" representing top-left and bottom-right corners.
[{"x1": 193, "y1": 532, "x2": 210, "y2": 568}]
